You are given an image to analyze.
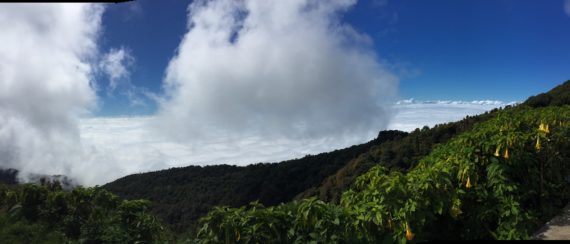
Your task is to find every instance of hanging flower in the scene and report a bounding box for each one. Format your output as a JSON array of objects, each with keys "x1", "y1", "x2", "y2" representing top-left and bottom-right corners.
[
  {"x1": 503, "y1": 148, "x2": 509, "y2": 159},
  {"x1": 494, "y1": 147, "x2": 500, "y2": 157},
  {"x1": 535, "y1": 137, "x2": 541, "y2": 152},
  {"x1": 466, "y1": 177, "x2": 472, "y2": 189},
  {"x1": 539, "y1": 122, "x2": 550, "y2": 134},
  {"x1": 405, "y1": 223, "x2": 414, "y2": 241}
]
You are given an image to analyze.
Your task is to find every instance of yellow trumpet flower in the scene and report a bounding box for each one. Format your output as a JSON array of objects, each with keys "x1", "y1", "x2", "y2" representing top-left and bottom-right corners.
[
  {"x1": 405, "y1": 223, "x2": 414, "y2": 241},
  {"x1": 535, "y1": 137, "x2": 541, "y2": 152},
  {"x1": 494, "y1": 147, "x2": 500, "y2": 157},
  {"x1": 466, "y1": 177, "x2": 472, "y2": 189},
  {"x1": 539, "y1": 122, "x2": 550, "y2": 134},
  {"x1": 503, "y1": 148, "x2": 509, "y2": 159}
]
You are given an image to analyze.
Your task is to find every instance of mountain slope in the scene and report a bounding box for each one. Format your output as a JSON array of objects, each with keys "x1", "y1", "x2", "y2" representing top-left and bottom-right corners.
[
  {"x1": 299, "y1": 80, "x2": 570, "y2": 203},
  {"x1": 103, "y1": 130, "x2": 406, "y2": 232},
  {"x1": 525, "y1": 80, "x2": 570, "y2": 107},
  {"x1": 195, "y1": 104, "x2": 570, "y2": 242},
  {"x1": 105, "y1": 79, "x2": 570, "y2": 233}
]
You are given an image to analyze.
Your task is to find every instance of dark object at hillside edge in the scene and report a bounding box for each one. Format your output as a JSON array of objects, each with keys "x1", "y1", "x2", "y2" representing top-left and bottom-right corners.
[{"x1": 0, "y1": 168, "x2": 18, "y2": 185}]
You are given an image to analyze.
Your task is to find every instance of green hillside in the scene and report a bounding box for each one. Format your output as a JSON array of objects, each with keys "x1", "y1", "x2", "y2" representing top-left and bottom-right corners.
[
  {"x1": 0, "y1": 183, "x2": 171, "y2": 243},
  {"x1": 194, "y1": 104, "x2": 570, "y2": 242},
  {"x1": 103, "y1": 130, "x2": 406, "y2": 232},
  {"x1": 102, "y1": 109, "x2": 497, "y2": 232},
  {"x1": 300, "y1": 80, "x2": 570, "y2": 204}
]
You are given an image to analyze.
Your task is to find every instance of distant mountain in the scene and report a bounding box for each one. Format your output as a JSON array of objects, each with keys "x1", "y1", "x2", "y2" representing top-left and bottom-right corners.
[
  {"x1": 0, "y1": 168, "x2": 77, "y2": 191},
  {"x1": 0, "y1": 168, "x2": 18, "y2": 185},
  {"x1": 525, "y1": 80, "x2": 570, "y2": 107}
]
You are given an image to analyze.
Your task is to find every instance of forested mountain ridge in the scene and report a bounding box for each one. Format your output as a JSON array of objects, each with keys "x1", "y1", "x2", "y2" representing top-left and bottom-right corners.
[
  {"x1": 195, "y1": 104, "x2": 570, "y2": 242},
  {"x1": 298, "y1": 80, "x2": 570, "y2": 203},
  {"x1": 103, "y1": 130, "x2": 407, "y2": 232},
  {"x1": 297, "y1": 109, "x2": 500, "y2": 203}
]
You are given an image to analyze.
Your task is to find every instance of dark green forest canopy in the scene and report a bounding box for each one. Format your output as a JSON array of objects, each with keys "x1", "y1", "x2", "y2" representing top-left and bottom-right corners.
[
  {"x1": 0, "y1": 183, "x2": 171, "y2": 243},
  {"x1": 525, "y1": 80, "x2": 570, "y2": 107},
  {"x1": 102, "y1": 130, "x2": 406, "y2": 232}
]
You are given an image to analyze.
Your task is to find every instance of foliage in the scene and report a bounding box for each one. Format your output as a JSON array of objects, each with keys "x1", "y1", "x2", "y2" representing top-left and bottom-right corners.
[
  {"x1": 525, "y1": 80, "x2": 570, "y2": 107},
  {"x1": 304, "y1": 80, "x2": 570, "y2": 204},
  {"x1": 195, "y1": 198, "x2": 359, "y2": 244},
  {"x1": 0, "y1": 183, "x2": 171, "y2": 243},
  {"x1": 102, "y1": 131, "x2": 405, "y2": 232},
  {"x1": 298, "y1": 109, "x2": 500, "y2": 203},
  {"x1": 194, "y1": 105, "x2": 570, "y2": 242}
]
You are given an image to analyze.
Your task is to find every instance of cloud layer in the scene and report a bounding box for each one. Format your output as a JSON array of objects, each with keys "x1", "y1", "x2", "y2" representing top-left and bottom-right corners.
[
  {"x1": 387, "y1": 99, "x2": 516, "y2": 132},
  {"x1": 0, "y1": 4, "x2": 105, "y2": 183},
  {"x1": 156, "y1": 0, "x2": 398, "y2": 143},
  {"x1": 73, "y1": 100, "x2": 510, "y2": 185}
]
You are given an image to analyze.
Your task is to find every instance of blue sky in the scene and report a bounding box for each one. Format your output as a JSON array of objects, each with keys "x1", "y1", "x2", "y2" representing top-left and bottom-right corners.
[{"x1": 96, "y1": 0, "x2": 570, "y2": 116}]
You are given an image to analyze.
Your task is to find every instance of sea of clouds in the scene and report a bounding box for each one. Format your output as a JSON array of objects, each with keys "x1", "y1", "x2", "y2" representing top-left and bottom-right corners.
[
  {"x1": 74, "y1": 100, "x2": 512, "y2": 185},
  {"x1": 0, "y1": 1, "x2": 514, "y2": 186}
]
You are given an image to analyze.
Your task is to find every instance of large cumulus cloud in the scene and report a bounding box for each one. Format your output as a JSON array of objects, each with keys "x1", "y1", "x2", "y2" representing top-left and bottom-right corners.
[
  {"x1": 0, "y1": 1, "x2": 402, "y2": 186},
  {"x1": 156, "y1": 0, "x2": 398, "y2": 144},
  {"x1": 0, "y1": 4, "x2": 105, "y2": 184}
]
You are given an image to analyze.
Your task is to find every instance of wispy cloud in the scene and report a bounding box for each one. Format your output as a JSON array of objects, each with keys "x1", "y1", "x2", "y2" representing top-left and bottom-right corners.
[
  {"x1": 565, "y1": 0, "x2": 570, "y2": 17},
  {"x1": 100, "y1": 47, "x2": 135, "y2": 92}
]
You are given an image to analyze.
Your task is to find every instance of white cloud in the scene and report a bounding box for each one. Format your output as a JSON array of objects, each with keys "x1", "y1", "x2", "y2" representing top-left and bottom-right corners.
[
  {"x1": 565, "y1": 0, "x2": 570, "y2": 17},
  {"x1": 100, "y1": 47, "x2": 134, "y2": 92},
  {"x1": 156, "y1": 0, "x2": 399, "y2": 145},
  {"x1": 0, "y1": 4, "x2": 104, "y2": 184},
  {"x1": 71, "y1": 100, "x2": 509, "y2": 185},
  {"x1": 388, "y1": 99, "x2": 515, "y2": 132}
]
